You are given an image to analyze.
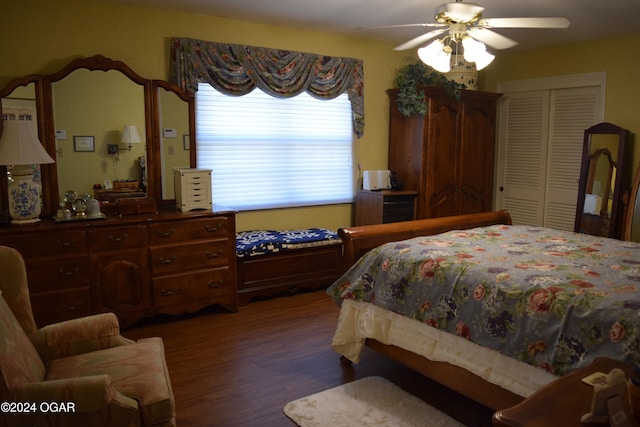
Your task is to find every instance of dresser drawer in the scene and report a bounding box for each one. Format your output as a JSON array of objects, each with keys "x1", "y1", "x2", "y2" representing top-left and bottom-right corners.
[
  {"x1": 1, "y1": 230, "x2": 86, "y2": 257},
  {"x1": 180, "y1": 172, "x2": 210, "y2": 185},
  {"x1": 180, "y1": 191, "x2": 211, "y2": 204},
  {"x1": 153, "y1": 268, "x2": 230, "y2": 309},
  {"x1": 150, "y1": 241, "x2": 229, "y2": 275},
  {"x1": 25, "y1": 255, "x2": 90, "y2": 292},
  {"x1": 88, "y1": 225, "x2": 147, "y2": 251},
  {"x1": 30, "y1": 288, "x2": 92, "y2": 326},
  {"x1": 149, "y1": 217, "x2": 230, "y2": 244}
]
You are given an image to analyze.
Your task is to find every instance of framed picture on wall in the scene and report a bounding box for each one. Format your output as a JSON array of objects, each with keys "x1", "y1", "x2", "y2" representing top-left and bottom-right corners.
[
  {"x1": 183, "y1": 134, "x2": 190, "y2": 150},
  {"x1": 74, "y1": 136, "x2": 95, "y2": 152}
]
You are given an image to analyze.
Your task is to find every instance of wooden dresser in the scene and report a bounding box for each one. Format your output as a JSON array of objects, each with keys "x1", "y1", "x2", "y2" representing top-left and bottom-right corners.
[{"x1": 0, "y1": 207, "x2": 237, "y2": 327}]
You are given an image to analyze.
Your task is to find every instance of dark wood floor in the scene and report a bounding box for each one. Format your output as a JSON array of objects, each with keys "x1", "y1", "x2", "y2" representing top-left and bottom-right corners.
[{"x1": 123, "y1": 290, "x2": 495, "y2": 427}]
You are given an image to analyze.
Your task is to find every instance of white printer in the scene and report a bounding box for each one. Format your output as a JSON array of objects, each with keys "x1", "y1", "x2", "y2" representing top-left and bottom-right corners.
[{"x1": 362, "y1": 170, "x2": 392, "y2": 190}]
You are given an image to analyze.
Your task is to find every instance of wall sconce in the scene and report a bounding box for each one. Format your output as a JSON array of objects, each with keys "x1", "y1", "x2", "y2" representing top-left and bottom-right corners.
[
  {"x1": 0, "y1": 114, "x2": 55, "y2": 224},
  {"x1": 121, "y1": 125, "x2": 141, "y2": 151},
  {"x1": 108, "y1": 125, "x2": 141, "y2": 159}
]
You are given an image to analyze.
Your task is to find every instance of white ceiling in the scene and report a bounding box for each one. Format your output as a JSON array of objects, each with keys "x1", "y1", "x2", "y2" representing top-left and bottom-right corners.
[{"x1": 104, "y1": 0, "x2": 640, "y2": 52}]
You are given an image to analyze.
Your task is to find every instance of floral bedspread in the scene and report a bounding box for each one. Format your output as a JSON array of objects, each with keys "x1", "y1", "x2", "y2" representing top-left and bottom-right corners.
[{"x1": 327, "y1": 224, "x2": 640, "y2": 376}]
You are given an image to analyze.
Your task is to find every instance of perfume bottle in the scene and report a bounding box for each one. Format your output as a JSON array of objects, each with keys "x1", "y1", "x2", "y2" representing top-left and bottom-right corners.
[{"x1": 56, "y1": 202, "x2": 71, "y2": 221}]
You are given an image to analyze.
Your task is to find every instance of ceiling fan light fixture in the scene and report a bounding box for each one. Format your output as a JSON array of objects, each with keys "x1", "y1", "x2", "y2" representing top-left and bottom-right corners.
[
  {"x1": 418, "y1": 39, "x2": 452, "y2": 73},
  {"x1": 472, "y1": 49, "x2": 494, "y2": 70},
  {"x1": 461, "y1": 36, "x2": 483, "y2": 61},
  {"x1": 461, "y1": 36, "x2": 494, "y2": 70}
]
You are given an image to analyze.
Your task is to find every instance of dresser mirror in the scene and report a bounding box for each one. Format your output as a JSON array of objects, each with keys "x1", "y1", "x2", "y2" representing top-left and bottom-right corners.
[
  {"x1": 0, "y1": 55, "x2": 196, "y2": 217},
  {"x1": 574, "y1": 122, "x2": 630, "y2": 239},
  {"x1": 52, "y1": 68, "x2": 146, "y2": 198},
  {"x1": 154, "y1": 80, "x2": 194, "y2": 200}
]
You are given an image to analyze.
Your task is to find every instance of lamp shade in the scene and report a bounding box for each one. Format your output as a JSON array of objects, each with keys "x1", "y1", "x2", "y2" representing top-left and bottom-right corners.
[
  {"x1": 121, "y1": 125, "x2": 141, "y2": 144},
  {"x1": 418, "y1": 39, "x2": 452, "y2": 73},
  {"x1": 0, "y1": 119, "x2": 54, "y2": 165},
  {"x1": 461, "y1": 37, "x2": 495, "y2": 71},
  {"x1": 472, "y1": 49, "x2": 495, "y2": 71}
]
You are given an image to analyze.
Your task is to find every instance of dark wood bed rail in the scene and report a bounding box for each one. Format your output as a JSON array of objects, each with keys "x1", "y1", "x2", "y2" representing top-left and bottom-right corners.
[{"x1": 338, "y1": 210, "x2": 513, "y2": 272}]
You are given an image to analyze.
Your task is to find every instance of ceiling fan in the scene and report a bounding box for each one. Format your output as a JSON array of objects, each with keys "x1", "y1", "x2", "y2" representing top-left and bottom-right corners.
[{"x1": 389, "y1": 0, "x2": 570, "y2": 71}]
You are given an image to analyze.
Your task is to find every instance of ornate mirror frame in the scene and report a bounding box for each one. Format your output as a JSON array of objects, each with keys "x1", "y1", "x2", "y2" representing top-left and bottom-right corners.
[
  {"x1": 151, "y1": 79, "x2": 196, "y2": 201},
  {"x1": 0, "y1": 75, "x2": 47, "y2": 213},
  {"x1": 0, "y1": 55, "x2": 195, "y2": 216},
  {"x1": 624, "y1": 162, "x2": 640, "y2": 242},
  {"x1": 574, "y1": 122, "x2": 631, "y2": 239}
]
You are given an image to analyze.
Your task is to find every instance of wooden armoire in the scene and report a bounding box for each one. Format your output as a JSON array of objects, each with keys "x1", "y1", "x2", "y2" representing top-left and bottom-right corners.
[{"x1": 387, "y1": 86, "x2": 502, "y2": 219}]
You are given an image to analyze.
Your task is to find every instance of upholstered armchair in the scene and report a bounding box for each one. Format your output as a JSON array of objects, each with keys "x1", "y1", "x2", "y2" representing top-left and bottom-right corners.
[{"x1": 0, "y1": 246, "x2": 175, "y2": 427}]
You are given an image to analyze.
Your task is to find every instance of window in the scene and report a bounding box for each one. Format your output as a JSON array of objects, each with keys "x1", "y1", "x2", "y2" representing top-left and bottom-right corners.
[{"x1": 195, "y1": 84, "x2": 355, "y2": 211}]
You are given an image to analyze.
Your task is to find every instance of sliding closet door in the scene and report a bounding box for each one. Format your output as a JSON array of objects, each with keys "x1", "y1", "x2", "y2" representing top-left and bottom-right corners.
[
  {"x1": 495, "y1": 74, "x2": 604, "y2": 230},
  {"x1": 544, "y1": 87, "x2": 602, "y2": 230},
  {"x1": 495, "y1": 90, "x2": 549, "y2": 226}
]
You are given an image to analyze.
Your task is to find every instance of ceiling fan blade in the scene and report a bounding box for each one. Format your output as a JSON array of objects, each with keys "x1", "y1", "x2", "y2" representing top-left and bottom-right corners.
[
  {"x1": 436, "y1": 2, "x2": 484, "y2": 22},
  {"x1": 365, "y1": 22, "x2": 445, "y2": 30},
  {"x1": 468, "y1": 28, "x2": 518, "y2": 50},
  {"x1": 480, "y1": 17, "x2": 570, "y2": 29},
  {"x1": 393, "y1": 28, "x2": 447, "y2": 51}
]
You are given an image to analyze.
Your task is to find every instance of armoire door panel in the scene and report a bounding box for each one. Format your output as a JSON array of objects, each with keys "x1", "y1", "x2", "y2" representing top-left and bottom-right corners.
[
  {"x1": 458, "y1": 94, "x2": 498, "y2": 214},
  {"x1": 428, "y1": 185, "x2": 458, "y2": 218},
  {"x1": 424, "y1": 95, "x2": 459, "y2": 217}
]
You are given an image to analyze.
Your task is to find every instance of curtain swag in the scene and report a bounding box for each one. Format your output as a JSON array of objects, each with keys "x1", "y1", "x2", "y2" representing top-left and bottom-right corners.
[{"x1": 169, "y1": 37, "x2": 364, "y2": 138}]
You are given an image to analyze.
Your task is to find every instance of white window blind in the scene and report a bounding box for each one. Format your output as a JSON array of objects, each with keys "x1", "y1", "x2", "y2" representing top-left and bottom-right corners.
[{"x1": 195, "y1": 84, "x2": 355, "y2": 211}]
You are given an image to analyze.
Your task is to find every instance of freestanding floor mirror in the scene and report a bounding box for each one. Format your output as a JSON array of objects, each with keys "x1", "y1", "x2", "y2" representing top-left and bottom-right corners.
[{"x1": 574, "y1": 122, "x2": 631, "y2": 239}]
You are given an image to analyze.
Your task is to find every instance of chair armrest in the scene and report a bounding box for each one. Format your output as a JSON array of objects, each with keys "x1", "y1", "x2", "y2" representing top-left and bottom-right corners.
[
  {"x1": 30, "y1": 313, "x2": 135, "y2": 362},
  {"x1": 17, "y1": 374, "x2": 138, "y2": 412},
  {"x1": 5, "y1": 375, "x2": 139, "y2": 426}
]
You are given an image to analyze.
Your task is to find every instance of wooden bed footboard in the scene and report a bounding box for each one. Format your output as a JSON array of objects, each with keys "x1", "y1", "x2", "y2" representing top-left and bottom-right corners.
[
  {"x1": 336, "y1": 210, "x2": 520, "y2": 410},
  {"x1": 338, "y1": 210, "x2": 512, "y2": 272},
  {"x1": 365, "y1": 339, "x2": 523, "y2": 411}
]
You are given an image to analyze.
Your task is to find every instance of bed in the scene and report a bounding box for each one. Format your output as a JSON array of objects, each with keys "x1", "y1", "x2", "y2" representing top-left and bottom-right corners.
[{"x1": 327, "y1": 210, "x2": 640, "y2": 410}]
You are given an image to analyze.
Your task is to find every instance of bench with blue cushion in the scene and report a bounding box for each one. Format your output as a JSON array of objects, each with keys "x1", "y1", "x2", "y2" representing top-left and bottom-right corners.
[{"x1": 236, "y1": 228, "x2": 342, "y2": 304}]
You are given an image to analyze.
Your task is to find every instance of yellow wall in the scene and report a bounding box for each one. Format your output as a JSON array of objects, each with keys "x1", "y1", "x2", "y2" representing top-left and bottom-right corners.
[{"x1": 0, "y1": 0, "x2": 411, "y2": 231}]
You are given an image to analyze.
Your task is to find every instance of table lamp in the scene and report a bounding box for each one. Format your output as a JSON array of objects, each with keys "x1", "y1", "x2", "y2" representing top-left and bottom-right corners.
[{"x1": 0, "y1": 115, "x2": 55, "y2": 224}]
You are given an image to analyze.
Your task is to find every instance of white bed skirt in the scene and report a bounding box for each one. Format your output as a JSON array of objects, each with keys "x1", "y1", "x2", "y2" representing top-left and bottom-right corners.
[{"x1": 331, "y1": 299, "x2": 557, "y2": 398}]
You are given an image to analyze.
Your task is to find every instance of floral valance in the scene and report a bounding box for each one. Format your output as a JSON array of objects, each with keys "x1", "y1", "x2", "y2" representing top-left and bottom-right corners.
[{"x1": 169, "y1": 38, "x2": 364, "y2": 137}]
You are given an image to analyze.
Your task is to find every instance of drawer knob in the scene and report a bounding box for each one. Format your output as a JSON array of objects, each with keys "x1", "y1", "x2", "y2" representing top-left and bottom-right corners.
[
  {"x1": 161, "y1": 287, "x2": 180, "y2": 296},
  {"x1": 56, "y1": 239, "x2": 76, "y2": 247},
  {"x1": 59, "y1": 266, "x2": 80, "y2": 277},
  {"x1": 208, "y1": 281, "x2": 223, "y2": 289},
  {"x1": 206, "y1": 250, "x2": 222, "y2": 258},
  {"x1": 62, "y1": 301, "x2": 82, "y2": 311},
  {"x1": 159, "y1": 256, "x2": 176, "y2": 265},
  {"x1": 204, "y1": 224, "x2": 221, "y2": 233},
  {"x1": 156, "y1": 228, "x2": 175, "y2": 238},
  {"x1": 109, "y1": 233, "x2": 129, "y2": 243}
]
